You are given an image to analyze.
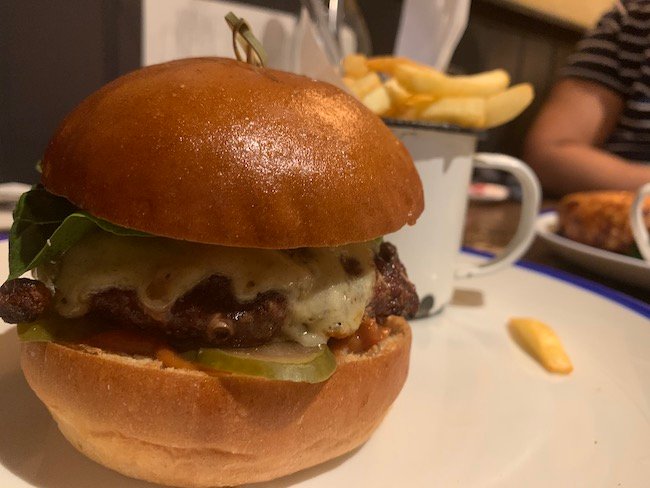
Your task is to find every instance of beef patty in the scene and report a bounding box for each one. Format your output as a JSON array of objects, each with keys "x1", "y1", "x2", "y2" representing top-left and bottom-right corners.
[{"x1": 0, "y1": 242, "x2": 418, "y2": 348}]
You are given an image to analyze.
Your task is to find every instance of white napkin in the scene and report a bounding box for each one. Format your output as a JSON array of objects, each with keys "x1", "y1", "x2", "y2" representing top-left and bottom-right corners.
[
  {"x1": 291, "y1": 8, "x2": 348, "y2": 91},
  {"x1": 394, "y1": 0, "x2": 470, "y2": 71}
]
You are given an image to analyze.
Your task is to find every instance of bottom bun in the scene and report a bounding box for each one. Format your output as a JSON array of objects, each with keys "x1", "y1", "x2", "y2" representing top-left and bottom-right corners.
[{"x1": 20, "y1": 316, "x2": 411, "y2": 487}]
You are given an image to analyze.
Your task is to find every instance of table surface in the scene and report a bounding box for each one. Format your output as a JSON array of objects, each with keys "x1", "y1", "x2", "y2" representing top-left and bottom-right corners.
[{"x1": 463, "y1": 199, "x2": 649, "y2": 304}]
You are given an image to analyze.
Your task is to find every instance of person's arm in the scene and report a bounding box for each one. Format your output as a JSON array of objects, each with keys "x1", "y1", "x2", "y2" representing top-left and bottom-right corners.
[{"x1": 523, "y1": 78, "x2": 650, "y2": 197}]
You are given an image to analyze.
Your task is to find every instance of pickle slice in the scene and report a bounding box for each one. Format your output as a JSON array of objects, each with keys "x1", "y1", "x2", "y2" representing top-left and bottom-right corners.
[
  {"x1": 16, "y1": 318, "x2": 337, "y2": 384},
  {"x1": 17, "y1": 316, "x2": 96, "y2": 343},
  {"x1": 183, "y1": 342, "x2": 337, "y2": 383}
]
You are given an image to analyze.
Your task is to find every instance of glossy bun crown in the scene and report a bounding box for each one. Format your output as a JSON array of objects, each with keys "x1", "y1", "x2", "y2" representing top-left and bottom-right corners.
[{"x1": 42, "y1": 57, "x2": 423, "y2": 248}]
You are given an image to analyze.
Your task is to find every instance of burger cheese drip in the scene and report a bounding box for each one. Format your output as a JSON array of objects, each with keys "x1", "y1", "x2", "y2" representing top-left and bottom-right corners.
[{"x1": 35, "y1": 232, "x2": 379, "y2": 347}]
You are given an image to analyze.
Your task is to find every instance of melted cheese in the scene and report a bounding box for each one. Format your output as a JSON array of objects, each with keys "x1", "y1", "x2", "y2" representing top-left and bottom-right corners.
[{"x1": 37, "y1": 232, "x2": 377, "y2": 346}]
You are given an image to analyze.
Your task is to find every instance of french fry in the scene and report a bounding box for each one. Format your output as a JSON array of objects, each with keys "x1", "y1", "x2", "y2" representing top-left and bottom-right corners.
[
  {"x1": 383, "y1": 78, "x2": 411, "y2": 106},
  {"x1": 393, "y1": 64, "x2": 445, "y2": 94},
  {"x1": 343, "y1": 53, "x2": 533, "y2": 128},
  {"x1": 366, "y1": 56, "x2": 425, "y2": 75},
  {"x1": 342, "y1": 77, "x2": 356, "y2": 90},
  {"x1": 382, "y1": 107, "x2": 401, "y2": 118},
  {"x1": 362, "y1": 85, "x2": 391, "y2": 116},
  {"x1": 342, "y1": 54, "x2": 369, "y2": 78},
  {"x1": 395, "y1": 106, "x2": 421, "y2": 120},
  {"x1": 403, "y1": 93, "x2": 439, "y2": 109},
  {"x1": 347, "y1": 71, "x2": 382, "y2": 100},
  {"x1": 508, "y1": 317, "x2": 573, "y2": 374},
  {"x1": 419, "y1": 97, "x2": 486, "y2": 128},
  {"x1": 485, "y1": 83, "x2": 535, "y2": 128},
  {"x1": 395, "y1": 64, "x2": 510, "y2": 98}
]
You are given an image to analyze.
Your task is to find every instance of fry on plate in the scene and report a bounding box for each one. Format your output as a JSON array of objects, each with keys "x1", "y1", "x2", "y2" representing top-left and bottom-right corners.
[{"x1": 508, "y1": 317, "x2": 573, "y2": 374}]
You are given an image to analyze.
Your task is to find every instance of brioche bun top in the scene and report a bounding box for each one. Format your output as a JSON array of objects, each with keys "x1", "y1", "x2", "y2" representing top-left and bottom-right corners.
[{"x1": 41, "y1": 57, "x2": 423, "y2": 248}]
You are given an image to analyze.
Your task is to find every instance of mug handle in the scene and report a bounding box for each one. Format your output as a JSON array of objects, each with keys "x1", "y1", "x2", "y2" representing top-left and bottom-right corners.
[
  {"x1": 630, "y1": 182, "x2": 650, "y2": 262},
  {"x1": 455, "y1": 153, "x2": 541, "y2": 279}
]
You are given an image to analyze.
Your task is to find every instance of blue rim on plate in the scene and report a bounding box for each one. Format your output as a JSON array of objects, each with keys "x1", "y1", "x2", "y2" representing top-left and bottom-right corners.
[
  {"x1": 462, "y1": 246, "x2": 650, "y2": 319},
  {"x1": 0, "y1": 234, "x2": 646, "y2": 318}
]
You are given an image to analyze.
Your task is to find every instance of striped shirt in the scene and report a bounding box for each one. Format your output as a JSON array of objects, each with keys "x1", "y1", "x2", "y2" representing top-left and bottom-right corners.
[{"x1": 563, "y1": 0, "x2": 650, "y2": 162}]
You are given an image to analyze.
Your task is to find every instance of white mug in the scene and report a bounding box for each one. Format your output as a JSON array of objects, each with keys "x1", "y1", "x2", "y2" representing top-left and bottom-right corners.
[
  {"x1": 630, "y1": 182, "x2": 650, "y2": 262},
  {"x1": 385, "y1": 122, "x2": 541, "y2": 315}
]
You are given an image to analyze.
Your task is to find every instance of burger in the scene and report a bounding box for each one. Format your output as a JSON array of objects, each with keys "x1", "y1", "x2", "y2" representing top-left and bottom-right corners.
[{"x1": 0, "y1": 57, "x2": 423, "y2": 487}]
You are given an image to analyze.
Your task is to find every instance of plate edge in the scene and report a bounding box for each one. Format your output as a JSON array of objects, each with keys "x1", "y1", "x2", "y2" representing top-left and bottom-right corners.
[
  {"x1": 536, "y1": 212, "x2": 648, "y2": 269},
  {"x1": 462, "y1": 246, "x2": 650, "y2": 319}
]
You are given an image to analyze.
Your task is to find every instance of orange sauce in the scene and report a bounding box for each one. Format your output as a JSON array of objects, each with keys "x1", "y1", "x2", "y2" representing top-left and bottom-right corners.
[
  {"x1": 83, "y1": 329, "x2": 165, "y2": 356},
  {"x1": 330, "y1": 316, "x2": 390, "y2": 354},
  {"x1": 83, "y1": 328, "x2": 211, "y2": 371},
  {"x1": 155, "y1": 347, "x2": 202, "y2": 370}
]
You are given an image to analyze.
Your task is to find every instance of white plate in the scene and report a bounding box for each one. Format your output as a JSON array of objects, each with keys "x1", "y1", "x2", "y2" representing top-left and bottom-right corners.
[
  {"x1": 535, "y1": 212, "x2": 650, "y2": 290},
  {"x1": 1, "y1": 238, "x2": 649, "y2": 488},
  {"x1": 0, "y1": 211, "x2": 12, "y2": 232}
]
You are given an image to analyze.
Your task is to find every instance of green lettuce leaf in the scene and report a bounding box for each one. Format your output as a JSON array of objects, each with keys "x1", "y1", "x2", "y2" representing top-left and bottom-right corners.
[{"x1": 8, "y1": 187, "x2": 150, "y2": 280}]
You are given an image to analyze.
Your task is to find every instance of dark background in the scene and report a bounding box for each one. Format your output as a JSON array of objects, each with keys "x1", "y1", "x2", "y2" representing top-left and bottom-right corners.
[{"x1": 0, "y1": 0, "x2": 585, "y2": 183}]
